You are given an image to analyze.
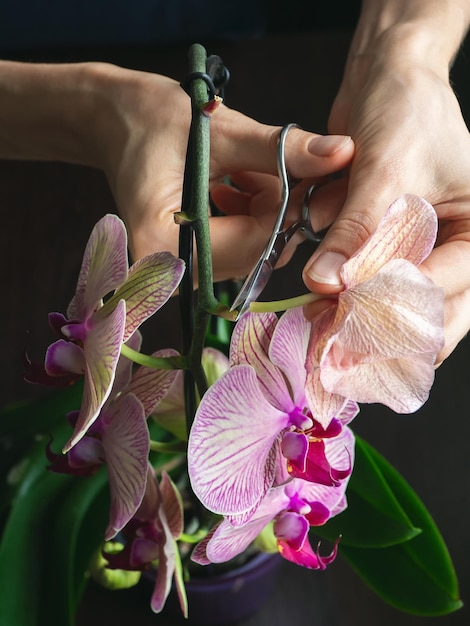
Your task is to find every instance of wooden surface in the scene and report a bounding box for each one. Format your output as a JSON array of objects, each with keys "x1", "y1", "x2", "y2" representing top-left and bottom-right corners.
[{"x1": 2, "y1": 30, "x2": 470, "y2": 626}]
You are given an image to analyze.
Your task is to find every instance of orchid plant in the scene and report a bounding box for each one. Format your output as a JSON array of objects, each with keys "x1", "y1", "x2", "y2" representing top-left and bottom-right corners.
[{"x1": 0, "y1": 44, "x2": 463, "y2": 626}]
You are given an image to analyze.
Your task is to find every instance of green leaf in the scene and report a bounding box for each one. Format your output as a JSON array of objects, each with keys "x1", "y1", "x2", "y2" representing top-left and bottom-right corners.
[
  {"x1": 0, "y1": 468, "x2": 73, "y2": 626},
  {"x1": 40, "y1": 470, "x2": 109, "y2": 625},
  {"x1": 317, "y1": 436, "x2": 420, "y2": 548},
  {"x1": 338, "y1": 437, "x2": 462, "y2": 616}
]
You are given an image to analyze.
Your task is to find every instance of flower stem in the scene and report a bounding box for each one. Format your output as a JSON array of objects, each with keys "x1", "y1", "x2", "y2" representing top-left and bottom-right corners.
[
  {"x1": 120, "y1": 343, "x2": 186, "y2": 370},
  {"x1": 149, "y1": 440, "x2": 186, "y2": 453},
  {"x1": 179, "y1": 530, "x2": 208, "y2": 544},
  {"x1": 179, "y1": 43, "x2": 222, "y2": 437},
  {"x1": 249, "y1": 291, "x2": 325, "y2": 314}
]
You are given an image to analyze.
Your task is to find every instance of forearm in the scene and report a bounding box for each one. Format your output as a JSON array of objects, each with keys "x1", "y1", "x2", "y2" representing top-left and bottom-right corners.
[
  {"x1": 0, "y1": 60, "x2": 152, "y2": 169},
  {"x1": 349, "y1": 0, "x2": 470, "y2": 78}
]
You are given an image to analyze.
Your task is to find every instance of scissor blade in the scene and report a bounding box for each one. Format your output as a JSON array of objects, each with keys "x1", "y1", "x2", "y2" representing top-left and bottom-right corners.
[{"x1": 230, "y1": 259, "x2": 273, "y2": 319}]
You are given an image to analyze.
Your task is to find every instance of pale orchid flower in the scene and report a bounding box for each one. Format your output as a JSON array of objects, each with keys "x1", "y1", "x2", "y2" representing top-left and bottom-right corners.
[
  {"x1": 305, "y1": 194, "x2": 445, "y2": 428},
  {"x1": 48, "y1": 332, "x2": 180, "y2": 540},
  {"x1": 192, "y1": 471, "x2": 346, "y2": 569},
  {"x1": 43, "y1": 214, "x2": 185, "y2": 452},
  {"x1": 188, "y1": 310, "x2": 357, "y2": 522},
  {"x1": 104, "y1": 468, "x2": 187, "y2": 617}
]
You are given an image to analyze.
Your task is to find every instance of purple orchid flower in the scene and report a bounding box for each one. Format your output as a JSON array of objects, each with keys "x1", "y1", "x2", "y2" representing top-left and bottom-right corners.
[
  {"x1": 188, "y1": 309, "x2": 357, "y2": 522},
  {"x1": 192, "y1": 471, "x2": 346, "y2": 569},
  {"x1": 48, "y1": 331, "x2": 181, "y2": 539},
  {"x1": 41, "y1": 214, "x2": 184, "y2": 452},
  {"x1": 104, "y1": 467, "x2": 188, "y2": 617}
]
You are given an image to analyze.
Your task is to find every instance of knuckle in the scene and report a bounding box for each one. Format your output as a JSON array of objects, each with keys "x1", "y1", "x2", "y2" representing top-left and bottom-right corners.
[{"x1": 329, "y1": 211, "x2": 377, "y2": 251}]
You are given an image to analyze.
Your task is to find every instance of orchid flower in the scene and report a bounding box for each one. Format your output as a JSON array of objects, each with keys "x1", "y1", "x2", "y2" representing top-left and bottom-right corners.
[
  {"x1": 42, "y1": 214, "x2": 184, "y2": 451},
  {"x1": 47, "y1": 332, "x2": 180, "y2": 539},
  {"x1": 305, "y1": 195, "x2": 445, "y2": 427},
  {"x1": 192, "y1": 472, "x2": 346, "y2": 569},
  {"x1": 188, "y1": 309, "x2": 357, "y2": 521},
  {"x1": 104, "y1": 468, "x2": 187, "y2": 617}
]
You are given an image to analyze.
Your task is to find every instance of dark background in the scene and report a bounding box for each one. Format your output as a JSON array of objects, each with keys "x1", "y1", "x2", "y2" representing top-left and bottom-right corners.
[{"x1": 1, "y1": 5, "x2": 469, "y2": 625}]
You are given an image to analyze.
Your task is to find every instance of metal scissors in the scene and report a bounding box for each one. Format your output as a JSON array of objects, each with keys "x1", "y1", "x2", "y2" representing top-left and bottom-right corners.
[{"x1": 230, "y1": 123, "x2": 329, "y2": 319}]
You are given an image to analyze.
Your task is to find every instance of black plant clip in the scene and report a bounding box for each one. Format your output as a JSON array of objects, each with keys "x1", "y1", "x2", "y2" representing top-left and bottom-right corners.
[{"x1": 180, "y1": 53, "x2": 230, "y2": 101}]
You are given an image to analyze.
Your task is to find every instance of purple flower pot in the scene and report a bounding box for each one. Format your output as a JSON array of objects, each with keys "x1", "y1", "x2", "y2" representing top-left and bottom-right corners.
[{"x1": 154, "y1": 552, "x2": 282, "y2": 625}]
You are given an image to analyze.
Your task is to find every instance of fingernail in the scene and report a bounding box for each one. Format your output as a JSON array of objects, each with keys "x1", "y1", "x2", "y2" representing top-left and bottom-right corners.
[
  {"x1": 308, "y1": 135, "x2": 352, "y2": 157},
  {"x1": 305, "y1": 251, "x2": 347, "y2": 285}
]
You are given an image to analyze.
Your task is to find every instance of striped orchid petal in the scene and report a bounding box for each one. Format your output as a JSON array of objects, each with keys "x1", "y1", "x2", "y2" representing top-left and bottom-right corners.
[
  {"x1": 103, "y1": 392, "x2": 150, "y2": 540},
  {"x1": 341, "y1": 195, "x2": 437, "y2": 288},
  {"x1": 230, "y1": 312, "x2": 291, "y2": 411},
  {"x1": 64, "y1": 299, "x2": 126, "y2": 451},
  {"x1": 125, "y1": 348, "x2": 180, "y2": 417},
  {"x1": 269, "y1": 306, "x2": 311, "y2": 407},
  {"x1": 67, "y1": 214, "x2": 128, "y2": 320},
  {"x1": 188, "y1": 364, "x2": 288, "y2": 517},
  {"x1": 105, "y1": 252, "x2": 185, "y2": 343}
]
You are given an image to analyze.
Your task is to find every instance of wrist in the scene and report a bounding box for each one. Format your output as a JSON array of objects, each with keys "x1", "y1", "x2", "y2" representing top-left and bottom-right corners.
[{"x1": 349, "y1": 1, "x2": 470, "y2": 80}]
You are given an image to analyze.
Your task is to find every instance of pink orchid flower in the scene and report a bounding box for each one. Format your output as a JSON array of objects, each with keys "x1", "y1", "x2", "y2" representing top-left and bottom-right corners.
[
  {"x1": 43, "y1": 214, "x2": 185, "y2": 452},
  {"x1": 192, "y1": 472, "x2": 345, "y2": 569},
  {"x1": 48, "y1": 332, "x2": 180, "y2": 539},
  {"x1": 188, "y1": 309, "x2": 357, "y2": 522},
  {"x1": 104, "y1": 468, "x2": 187, "y2": 617},
  {"x1": 306, "y1": 194, "x2": 445, "y2": 428}
]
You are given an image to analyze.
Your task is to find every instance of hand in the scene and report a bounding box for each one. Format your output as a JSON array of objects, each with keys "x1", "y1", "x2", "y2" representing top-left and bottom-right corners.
[
  {"x1": 96, "y1": 67, "x2": 354, "y2": 280},
  {"x1": 302, "y1": 18, "x2": 470, "y2": 365}
]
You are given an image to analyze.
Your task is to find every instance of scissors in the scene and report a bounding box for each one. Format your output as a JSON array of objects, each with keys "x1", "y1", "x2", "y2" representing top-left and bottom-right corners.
[{"x1": 230, "y1": 123, "x2": 329, "y2": 319}]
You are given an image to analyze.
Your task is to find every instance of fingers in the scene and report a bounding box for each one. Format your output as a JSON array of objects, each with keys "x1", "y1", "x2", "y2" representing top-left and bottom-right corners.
[
  {"x1": 302, "y1": 162, "x2": 404, "y2": 294},
  {"x1": 211, "y1": 106, "x2": 354, "y2": 180}
]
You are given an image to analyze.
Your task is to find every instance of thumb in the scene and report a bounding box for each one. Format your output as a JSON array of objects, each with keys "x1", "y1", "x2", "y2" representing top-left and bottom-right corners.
[{"x1": 302, "y1": 168, "x2": 402, "y2": 294}]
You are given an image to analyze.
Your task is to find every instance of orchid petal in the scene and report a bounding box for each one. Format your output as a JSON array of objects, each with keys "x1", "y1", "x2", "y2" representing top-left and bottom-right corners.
[
  {"x1": 230, "y1": 312, "x2": 291, "y2": 411},
  {"x1": 304, "y1": 501, "x2": 332, "y2": 526},
  {"x1": 320, "y1": 260, "x2": 444, "y2": 411},
  {"x1": 305, "y1": 367, "x2": 348, "y2": 429},
  {"x1": 67, "y1": 214, "x2": 128, "y2": 320},
  {"x1": 293, "y1": 478, "x2": 349, "y2": 516},
  {"x1": 270, "y1": 307, "x2": 311, "y2": 406},
  {"x1": 339, "y1": 399, "x2": 360, "y2": 426},
  {"x1": 274, "y1": 511, "x2": 309, "y2": 551},
  {"x1": 151, "y1": 521, "x2": 175, "y2": 614},
  {"x1": 67, "y1": 436, "x2": 104, "y2": 469},
  {"x1": 64, "y1": 299, "x2": 126, "y2": 452},
  {"x1": 342, "y1": 195, "x2": 437, "y2": 288},
  {"x1": 191, "y1": 526, "x2": 217, "y2": 565},
  {"x1": 160, "y1": 472, "x2": 184, "y2": 540},
  {"x1": 112, "y1": 331, "x2": 142, "y2": 394},
  {"x1": 103, "y1": 393, "x2": 150, "y2": 540},
  {"x1": 188, "y1": 365, "x2": 288, "y2": 516},
  {"x1": 281, "y1": 432, "x2": 308, "y2": 473},
  {"x1": 205, "y1": 514, "x2": 275, "y2": 564},
  {"x1": 45, "y1": 339, "x2": 85, "y2": 376},
  {"x1": 105, "y1": 252, "x2": 185, "y2": 343},
  {"x1": 126, "y1": 349, "x2": 180, "y2": 417},
  {"x1": 305, "y1": 306, "x2": 347, "y2": 428},
  {"x1": 278, "y1": 535, "x2": 339, "y2": 570},
  {"x1": 201, "y1": 347, "x2": 230, "y2": 385},
  {"x1": 150, "y1": 370, "x2": 186, "y2": 441}
]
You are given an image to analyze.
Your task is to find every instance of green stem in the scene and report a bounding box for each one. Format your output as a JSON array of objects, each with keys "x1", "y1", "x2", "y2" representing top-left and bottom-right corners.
[
  {"x1": 179, "y1": 530, "x2": 208, "y2": 544},
  {"x1": 248, "y1": 291, "x2": 326, "y2": 314},
  {"x1": 181, "y1": 43, "x2": 221, "y2": 430},
  {"x1": 120, "y1": 343, "x2": 187, "y2": 370},
  {"x1": 149, "y1": 440, "x2": 186, "y2": 454}
]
